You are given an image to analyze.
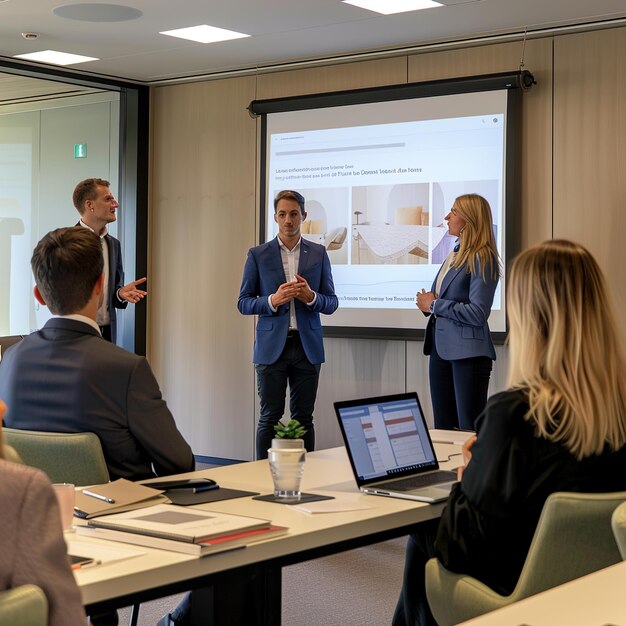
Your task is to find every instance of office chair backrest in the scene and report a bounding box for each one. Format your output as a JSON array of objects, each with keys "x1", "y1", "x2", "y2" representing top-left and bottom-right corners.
[
  {"x1": 0, "y1": 584, "x2": 47, "y2": 626},
  {"x1": 1, "y1": 443, "x2": 23, "y2": 465},
  {"x1": 426, "y1": 490, "x2": 626, "y2": 626},
  {"x1": 2, "y1": 429, "x2": 110, "y2": 486},
  {"x1": 510, "y1": 491, "x2": 625, "y2": 597},
  {"x1": 611, "y1": 500, "x2": 626, "y2": 560}
]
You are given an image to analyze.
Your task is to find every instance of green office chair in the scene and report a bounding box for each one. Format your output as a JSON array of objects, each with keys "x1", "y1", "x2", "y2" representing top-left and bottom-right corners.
[
  {"x1": 1, "y1": 443, "x2": 23, "y2": 464},
  {"x1": 0, "y1": 584, "x2": 47, "y2": 626},
  {"x1": 425, "y1": 491, "x2": 626, "y2": 626},
  {"x1": 2, "y1": 428, "x2": 109, "y2": 486},
  {"x1": 611, "y1": 500, "x2": 626, "y2": 560},
  {"x1": 2, "y1": 429, "x2": 143, "y2": 626}
]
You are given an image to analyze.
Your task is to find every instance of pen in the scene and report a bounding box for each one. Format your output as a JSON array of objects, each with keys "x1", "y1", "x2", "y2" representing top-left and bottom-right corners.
[
  {"x1": 82, "y1": 489, "x2": 115, "y2": 504},
  {"x1": 72, "y1": 559, "x2": 101, "y2": 570},
  {"x1": 431, "y1": 440, "x2": 455, "y2": 445}
]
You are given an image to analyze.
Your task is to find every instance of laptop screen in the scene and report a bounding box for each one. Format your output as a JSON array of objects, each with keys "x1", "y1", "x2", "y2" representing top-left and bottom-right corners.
[{"x1": 334, "y1": 392, "x2": 439, "y2": 486}]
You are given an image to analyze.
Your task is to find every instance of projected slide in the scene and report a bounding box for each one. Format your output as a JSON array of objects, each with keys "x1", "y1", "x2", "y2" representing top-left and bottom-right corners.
[{"x1": 264, "y1": 89, "x2": 510, "y2": 333}]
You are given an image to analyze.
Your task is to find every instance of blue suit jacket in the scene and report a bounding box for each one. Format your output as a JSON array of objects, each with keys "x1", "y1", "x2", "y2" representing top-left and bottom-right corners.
[
  {"x1": 424, "y1": 258, "x2": 498, "y2": 361},
  {"x1": 237, "y1": 237, "x2": 338, "y2": 365}
]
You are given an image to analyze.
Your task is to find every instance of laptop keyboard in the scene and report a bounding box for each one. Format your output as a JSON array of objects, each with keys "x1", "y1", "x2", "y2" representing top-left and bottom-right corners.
[{"x1": 382, "y1": 470, "x2": 457, "y2": 491}]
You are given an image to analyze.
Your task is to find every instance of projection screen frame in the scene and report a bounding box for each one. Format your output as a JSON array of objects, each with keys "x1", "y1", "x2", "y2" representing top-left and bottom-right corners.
[{"x1": 250, "y1": 70, "x2": 535, "y2": 343}]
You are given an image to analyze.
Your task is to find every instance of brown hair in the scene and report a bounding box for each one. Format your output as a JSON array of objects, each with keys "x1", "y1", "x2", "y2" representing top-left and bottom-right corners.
[
  {"x1": 274, "y1": 190, "x2": 305, "y2": 214},
  {"x1": 72, "y1": 178, "x2": 111, "y2": 214},
  {"x1": 31, "y1": 227, "x2": 103, "y2": 315}
]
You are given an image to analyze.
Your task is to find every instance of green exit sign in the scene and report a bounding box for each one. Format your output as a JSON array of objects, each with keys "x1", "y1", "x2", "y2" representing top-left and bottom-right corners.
[{"x1": 74, "y1": 143, "x2": 87, "y2": 158}]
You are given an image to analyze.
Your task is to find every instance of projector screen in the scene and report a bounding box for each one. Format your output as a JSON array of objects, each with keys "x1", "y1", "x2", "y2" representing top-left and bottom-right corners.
[{"x1": 252, "y1": 73, "x2": 529, "y2": 340}]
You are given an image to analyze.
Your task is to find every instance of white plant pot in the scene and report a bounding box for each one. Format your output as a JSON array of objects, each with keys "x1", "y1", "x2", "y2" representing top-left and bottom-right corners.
[
  {"x1": 270, "y1": 438, "x2": 305, "y2": 450},
  {"x1": 268, "y1": 439, "x2": 306, "y2": 500}
]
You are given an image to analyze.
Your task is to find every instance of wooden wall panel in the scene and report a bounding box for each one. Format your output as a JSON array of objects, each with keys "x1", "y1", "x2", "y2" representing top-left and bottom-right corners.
[
  {"x1": 149, "y1": 76, "x2": 257, "y2": 460},
  {"x1": 256, "y1": 57, "x2": 408, "y2": 100},
  {"x1": 553, "y1": 27, "x2": 626, "y2": 323}
]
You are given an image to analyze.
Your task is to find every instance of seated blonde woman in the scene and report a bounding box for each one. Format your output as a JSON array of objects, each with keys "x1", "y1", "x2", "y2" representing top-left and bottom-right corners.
[
  {"x1": 0, "y1": 400, "x2": 86, "y2": 626},
  {"x1": 395, "y1": 240, "x2": 626, "y2": 626}
]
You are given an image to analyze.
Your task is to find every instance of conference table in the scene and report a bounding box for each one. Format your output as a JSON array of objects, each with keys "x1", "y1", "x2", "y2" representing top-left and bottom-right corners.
[{"x1": 71, "y1": 434, "x2": 465, "y2": 624}]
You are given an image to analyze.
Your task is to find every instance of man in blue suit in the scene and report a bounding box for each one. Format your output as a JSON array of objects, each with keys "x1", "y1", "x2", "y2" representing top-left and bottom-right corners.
[{"x1": 238, "y1": 190, "x2": 338, "y2": 459}]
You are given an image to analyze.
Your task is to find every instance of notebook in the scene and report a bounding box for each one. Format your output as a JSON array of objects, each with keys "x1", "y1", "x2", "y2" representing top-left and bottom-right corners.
[{"x1": 334, "y1": 392, "x2": 458, "y2": 503}]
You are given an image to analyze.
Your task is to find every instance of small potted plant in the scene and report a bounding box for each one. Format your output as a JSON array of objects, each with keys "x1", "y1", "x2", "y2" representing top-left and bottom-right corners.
[
  {"x1": 271, "y1": 419, "x2": 307, "y2": 450},
  {"x1": 269, "y1": 419, "x2": 307, "y2": 499}
]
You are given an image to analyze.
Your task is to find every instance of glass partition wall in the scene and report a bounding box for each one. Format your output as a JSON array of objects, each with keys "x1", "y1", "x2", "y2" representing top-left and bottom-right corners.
[{"x1": 0, "y1": 65, "x2": 148, "y2": 354}]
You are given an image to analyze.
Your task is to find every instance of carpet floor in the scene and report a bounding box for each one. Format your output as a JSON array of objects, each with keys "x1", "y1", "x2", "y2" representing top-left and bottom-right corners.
[{"x1": 115, "y1": 536, "x2": 407, "y2": 625}]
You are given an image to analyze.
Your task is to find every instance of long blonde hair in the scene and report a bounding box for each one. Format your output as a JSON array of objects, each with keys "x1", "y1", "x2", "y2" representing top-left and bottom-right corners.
[
  {"x1": 451, "y1": 194, "x2": 500, "y2": 281},
  {"x1": 507, "y1": 240, "x2": 626, "y2": 458}
]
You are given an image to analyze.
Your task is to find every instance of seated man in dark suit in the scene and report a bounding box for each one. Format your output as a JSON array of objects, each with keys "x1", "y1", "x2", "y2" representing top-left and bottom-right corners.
[{"x1": 0, "y1": 226, "x2": 194, "y2": 482}]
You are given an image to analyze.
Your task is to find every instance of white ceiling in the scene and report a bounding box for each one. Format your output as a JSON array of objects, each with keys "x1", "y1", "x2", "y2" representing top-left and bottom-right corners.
[{"x1": 0, "y1": 0, "x2": 625, "y2": 84}]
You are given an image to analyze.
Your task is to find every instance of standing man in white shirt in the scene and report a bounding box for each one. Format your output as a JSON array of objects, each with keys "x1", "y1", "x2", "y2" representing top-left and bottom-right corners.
[
  {"x1": 73, "y1": 178, "x2": 147, "y2": 343},
  {"x1": 238, "y1": 190, "x2": 339, "y2": 459}
]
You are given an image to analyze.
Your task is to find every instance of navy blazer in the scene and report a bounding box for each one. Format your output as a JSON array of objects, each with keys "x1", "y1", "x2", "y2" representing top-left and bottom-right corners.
[
  {"x1": 237, "y1": 237, "x2": 338, "y2": 365},
  {"x1": 424, "y1": 258, "x2": 498, "y2": 361}
]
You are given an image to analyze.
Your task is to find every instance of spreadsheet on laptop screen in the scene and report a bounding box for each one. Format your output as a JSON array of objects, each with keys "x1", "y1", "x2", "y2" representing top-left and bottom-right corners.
[{"x1": 337, "y1": 398, "x2": 437, "y2": 481}]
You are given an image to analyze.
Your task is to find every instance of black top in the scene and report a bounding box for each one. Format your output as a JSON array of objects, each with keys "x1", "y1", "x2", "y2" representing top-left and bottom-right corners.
[{"x1": 435, "y1": 388, "x2": 626, "y2": 594}]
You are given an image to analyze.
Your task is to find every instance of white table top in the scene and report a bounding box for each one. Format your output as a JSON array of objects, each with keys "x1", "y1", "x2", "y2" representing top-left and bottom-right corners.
[
  {"x1": 72, "y1": 443, "x2": 463, "y2": 607},
  {"x1": 458, "y1": 560, "x2": 626, "y2": 625}
]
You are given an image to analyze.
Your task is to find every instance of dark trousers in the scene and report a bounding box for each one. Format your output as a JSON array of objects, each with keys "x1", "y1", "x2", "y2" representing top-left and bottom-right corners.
[
  {"x1": 392, "y1": 520, "x2": 440, "y2": 626},
  {"x1": 164, "y1": 562, "x2": 266, "y2": 625},
  {"x1": 429, "y1": 340, "x2": 492, "y2": 431},
  {"x1": 255, "y1": 332, "x2": 320, "y2": 460}
]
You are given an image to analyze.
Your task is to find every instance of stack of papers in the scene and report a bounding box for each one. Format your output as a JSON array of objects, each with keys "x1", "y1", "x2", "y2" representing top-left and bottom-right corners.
[{"x1": 77, "y1": 504, "x2": 288, "y2": 556}]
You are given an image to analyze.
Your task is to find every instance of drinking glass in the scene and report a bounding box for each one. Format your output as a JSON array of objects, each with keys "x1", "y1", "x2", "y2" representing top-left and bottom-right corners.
[{"x1": 52, "y1": 483, "x2": 75, "y2": 531}]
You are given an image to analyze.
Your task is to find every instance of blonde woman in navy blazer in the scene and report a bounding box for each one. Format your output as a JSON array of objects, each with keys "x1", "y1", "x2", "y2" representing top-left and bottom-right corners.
[{"x1": 417, "y1": 194, "x2": 500, "y2": 430}]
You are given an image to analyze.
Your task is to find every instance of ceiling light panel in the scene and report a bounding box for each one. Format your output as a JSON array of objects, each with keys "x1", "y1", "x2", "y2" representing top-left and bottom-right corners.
[
  {"x1": 13, "y1": 50, "x2": 99, "y2": 65},
  {"x1": 342, "y1": 0, "x2": 443, "y2": 14},
  {"x1": 159, "y1": 24, "x2": 250, "y2": 44}
]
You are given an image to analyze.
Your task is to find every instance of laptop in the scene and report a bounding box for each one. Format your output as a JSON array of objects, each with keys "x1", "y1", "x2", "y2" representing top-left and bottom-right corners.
[{"x1": 334, "y1": 392, "x2": 457, "y2": 503}]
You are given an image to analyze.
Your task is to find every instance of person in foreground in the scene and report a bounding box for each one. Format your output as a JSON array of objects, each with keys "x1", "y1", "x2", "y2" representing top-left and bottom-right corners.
[
  {"x1": 416, "y1": 194, "x2": 500, "y2": 430},
  {"x1": 0, "y1": 400, "x2": 87, "y2": 626},
  {"x1": 0, "y1": 227, "x2": 194, "y2": 482},
  {"x1": 73, "y1": 178, "x2": 147, "y2": 343},
  {"x1": 238, "y1": 189, "x2": 338, "y2": 459},
  {"x1": 394, "y1": 239, "x2": 626, "y2": 626}
]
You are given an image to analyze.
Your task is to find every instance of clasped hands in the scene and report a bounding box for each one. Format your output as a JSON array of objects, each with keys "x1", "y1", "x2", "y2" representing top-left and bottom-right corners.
[
  {"x1": 272, "y1": 274, "x2": 314, "y2": 306},
  {"x1": 118, "y1": 277, "x2": 147, "y2": 304},
  {"x1": 416, "y1": 288, "x2": 435, "y2": 313}
]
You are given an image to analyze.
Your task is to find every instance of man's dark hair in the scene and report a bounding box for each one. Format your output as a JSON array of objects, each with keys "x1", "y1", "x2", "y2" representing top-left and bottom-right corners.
[
  {"x1": 31, "y1": 227, "x2": 104, "y2": 315},
  {"x1": 273, "y1": 190, "x2": 305, "y2": 214},
  {"x1": 73, "y1": 178, "x2": 111, "y2": 214}
]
